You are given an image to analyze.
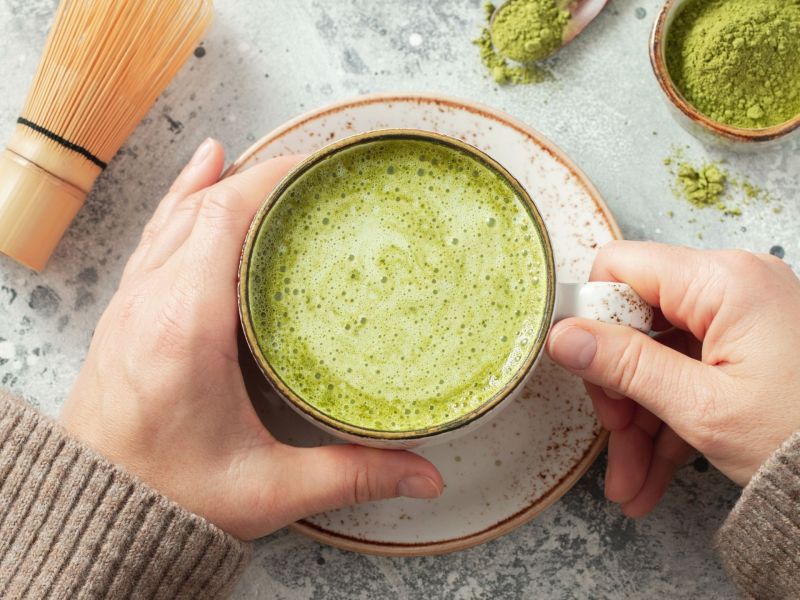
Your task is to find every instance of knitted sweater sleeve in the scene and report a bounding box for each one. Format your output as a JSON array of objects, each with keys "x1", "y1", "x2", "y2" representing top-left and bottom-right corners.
[
  {"x1": 0, "y1": 393, "x2": 251, "y2": 599},
  {"x1": 715, "y1": 431, "x2": 800, "y2": 599}
]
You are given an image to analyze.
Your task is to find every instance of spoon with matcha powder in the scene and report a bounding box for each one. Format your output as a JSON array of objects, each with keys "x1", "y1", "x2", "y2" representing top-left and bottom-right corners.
[{"x1": 490, "y1": 0, "x2": 609, "y2": 64}]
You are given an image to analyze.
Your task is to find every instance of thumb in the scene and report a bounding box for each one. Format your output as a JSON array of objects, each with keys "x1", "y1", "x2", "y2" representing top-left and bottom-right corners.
[
  {"x1": 264, "y1": 444, "x2": 443, "y2": 529},
  {"x1": 546, "y1": 318, "x2": 718, "y2": 440}
]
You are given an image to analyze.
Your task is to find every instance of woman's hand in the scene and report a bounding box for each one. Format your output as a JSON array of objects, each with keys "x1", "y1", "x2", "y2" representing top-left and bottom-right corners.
[
  {"x1": 546, "y1": 241, "x2": 800, "y2": 517},
  {"x1": 61, "y1": 139, "x2": 442, "y2": 541}
]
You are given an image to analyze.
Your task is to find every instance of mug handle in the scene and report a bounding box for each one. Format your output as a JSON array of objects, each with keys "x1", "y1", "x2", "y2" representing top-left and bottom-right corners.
[{"x1": 554, "y1": 282, "x2": 653, "y2": 333}]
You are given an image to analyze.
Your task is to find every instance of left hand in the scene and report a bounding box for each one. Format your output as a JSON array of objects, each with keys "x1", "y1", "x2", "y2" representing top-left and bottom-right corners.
[{"x1": 61, "y1": 138, "x2": 443, "y2": 541}]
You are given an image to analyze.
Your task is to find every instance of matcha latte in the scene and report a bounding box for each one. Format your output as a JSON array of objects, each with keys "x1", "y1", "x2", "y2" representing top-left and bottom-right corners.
[{"x1": 246, "y1": 136, "x2": 550, "y2": 433}]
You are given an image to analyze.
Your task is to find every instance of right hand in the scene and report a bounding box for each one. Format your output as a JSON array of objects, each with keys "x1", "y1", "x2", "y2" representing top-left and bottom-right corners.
[{"x1": 546, "y1": 241, "x2": 800, "y2": 517}]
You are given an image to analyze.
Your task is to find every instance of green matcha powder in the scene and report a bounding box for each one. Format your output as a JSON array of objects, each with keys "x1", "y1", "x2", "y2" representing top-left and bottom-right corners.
[
  {"x1": 664, "y1": 149, "x2": 777, "y2": 217},
  {"x1": 666, "y1": 0, "x2": 800, "y2": 129},
  {"x1": 674, "y1": 162, "x2": 738, "y2": 215},
  {"x1": 475, "y1": 0, "x2": 569, "y2": 85}
]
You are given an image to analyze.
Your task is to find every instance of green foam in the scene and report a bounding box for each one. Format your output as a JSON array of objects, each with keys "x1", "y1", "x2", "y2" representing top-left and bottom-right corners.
[{"x1": 247, "y1": 138, "x2": 548, "y2": 432}]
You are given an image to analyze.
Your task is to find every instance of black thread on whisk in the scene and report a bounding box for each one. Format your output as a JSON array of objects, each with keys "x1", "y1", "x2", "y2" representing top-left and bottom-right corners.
[{"x1": 16, "y1": 117, "x2": 107, "y2": 169}]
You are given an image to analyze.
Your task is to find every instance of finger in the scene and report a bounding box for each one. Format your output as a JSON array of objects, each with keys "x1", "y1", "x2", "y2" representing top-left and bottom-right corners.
[
  {"x1": 650, "y1": 308, "x2": 673, "y2": 333},
  {"x1": 621, "y1": 426, "x2": 695, "y2": 518},
  {"x1": 603, "y1": 405, "x2": 661, "y2": 502},
  {"x1": 590, "y1": 241, "x2": 725, "y2": 340},
  {"x1": 546, "y1": 317, "x2": 719, "y2": 441},
  {"x1": 755, "y1": 252, "x2": 783, "y2": 263},
  {"x1": 181, "y1": 154, "x2": 305, "y2": 285},
  {"x1": 169, "y1": 138, "x2": 226, "y2": 197},
  {"x1": 586, "y1": 382, "x2": 635, "y2": 431},
  {"x1": 125, "y1": 139, "x2": 225, "y2": 277},
  {"x1": 605, "y1": 423, "x2": 653, "y2": 503},
  {"x1": 136, "y1": 140, "x2": 227, "y2": 272},
  {"x1": 756, "y1": 252, "x2": 790, "y2": 274},
  {"x1": 256, "y1": 444, "x2": 443, "y2": 535},
  {"x1": 653, "y1": 327, "x2": 703, "y2": 361},
  {"x1": 630, "y1": 404, "x2": 662, "y2": 437}
]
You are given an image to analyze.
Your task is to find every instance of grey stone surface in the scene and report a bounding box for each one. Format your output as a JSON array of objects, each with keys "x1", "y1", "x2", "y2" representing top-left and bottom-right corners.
[{"x1": 0, "y1": 0, "x2": 797, "y2": 597}]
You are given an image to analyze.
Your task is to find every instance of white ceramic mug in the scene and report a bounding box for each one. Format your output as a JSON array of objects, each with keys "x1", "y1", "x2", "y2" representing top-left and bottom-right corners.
[{"x1": 239, "y1": 130, "x2": 653, "y2": 449}]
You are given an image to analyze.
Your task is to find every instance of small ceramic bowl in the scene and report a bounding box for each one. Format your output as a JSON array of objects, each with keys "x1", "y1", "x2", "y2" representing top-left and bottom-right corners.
[{"x1": 650, "y1": 0, "x2": 800, "y2": 150}]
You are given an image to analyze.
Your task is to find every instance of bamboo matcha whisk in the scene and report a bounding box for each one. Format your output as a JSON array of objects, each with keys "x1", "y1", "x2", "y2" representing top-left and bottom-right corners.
[{"x1": 0, "y1": 0, "x2": 213, "y2": 271}]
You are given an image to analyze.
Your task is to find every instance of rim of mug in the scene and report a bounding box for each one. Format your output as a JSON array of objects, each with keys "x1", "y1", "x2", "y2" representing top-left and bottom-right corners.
[
  {"x1": 650, "y1": 0, "x2": 800, "y2": 144},
  {"x1": 238, "y1": 129, "x2": 557, "y2": 441}
]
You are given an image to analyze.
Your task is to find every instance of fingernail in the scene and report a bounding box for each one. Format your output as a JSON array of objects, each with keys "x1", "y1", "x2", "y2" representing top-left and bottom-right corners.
[
  {"x1": 190, "y1": 138, "x2": 215, "y2": 166},
  {"x1": 603, "y1": 388, "x2": 626, "y2": 400},
  {"x1": 549, "y1": 325, "x2": 597, "y2": 370},
  {"x1": 397, "y1": 475, "x2": 441, "y2": 499}
]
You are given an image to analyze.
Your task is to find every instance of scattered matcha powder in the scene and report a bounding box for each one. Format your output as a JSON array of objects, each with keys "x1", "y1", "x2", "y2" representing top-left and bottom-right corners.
[
  {"x1": 675, "y1": 163, "x2": 740, "y2": 215},
  {"x1": 474, "y1": 0, "x2": 569, "y2": 85},
  {"x1": 676, "y1": 163, "x2": 724, "y2": 206},
  {"x1": 665, "y1": 0, "x2": 800, "y2": 129},
  {"x1": 740, "y1": 181, "x2": 760, "y2": 200},
  {"x1": 664, "y1": 148, "x2": 778, "y2": 217}
]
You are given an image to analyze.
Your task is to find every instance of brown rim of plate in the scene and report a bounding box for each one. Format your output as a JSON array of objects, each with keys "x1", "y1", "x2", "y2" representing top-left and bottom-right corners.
[
  {"x1": 650, "y1": 0, "x2": 800, "y2": 144},
  {"x1": 238, "y1": 129, "x2": 557, "y2": 441},
  {"x1": 226, "y1": 93, "x2": 616, "y2": 556}
]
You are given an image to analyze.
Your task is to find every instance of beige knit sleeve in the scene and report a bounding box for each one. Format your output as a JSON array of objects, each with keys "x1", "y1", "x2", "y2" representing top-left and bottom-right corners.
[
  {"x1": 715, "y1": 431, "x2": 800, "y2": 600},
  {"x1": 0, "y1": 393, "x2": 251, "y2": 599}
]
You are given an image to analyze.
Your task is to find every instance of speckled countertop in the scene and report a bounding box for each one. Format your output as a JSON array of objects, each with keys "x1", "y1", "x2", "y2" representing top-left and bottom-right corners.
[{"x1": 1, "y1": 0, "x2": 797, "y2": 598}]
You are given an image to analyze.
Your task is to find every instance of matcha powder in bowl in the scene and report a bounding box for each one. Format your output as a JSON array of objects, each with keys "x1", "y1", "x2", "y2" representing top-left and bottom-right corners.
[{"x1": 665, "y1": 0, "x2": 800, "y2": 130}]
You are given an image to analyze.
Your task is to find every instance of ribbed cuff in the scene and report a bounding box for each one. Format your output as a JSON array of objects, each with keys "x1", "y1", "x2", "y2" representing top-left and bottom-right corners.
[
  {"x1": 0, "y1": 394, "x2": 251, "y2": 599},
  {"x1": 715, "y1": 432, "x2": 800, "y2": 600}
]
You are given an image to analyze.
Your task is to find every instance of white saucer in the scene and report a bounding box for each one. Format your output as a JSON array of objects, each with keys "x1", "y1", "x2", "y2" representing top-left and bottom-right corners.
[{"x1": 231, "y1": 93, "x2": 619, "y2": 556}]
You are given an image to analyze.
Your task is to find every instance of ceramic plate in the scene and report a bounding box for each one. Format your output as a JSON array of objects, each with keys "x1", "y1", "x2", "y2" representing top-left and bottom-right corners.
[{"x1": 231, "y1": 93, "x2": 619, "y2": 556}]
